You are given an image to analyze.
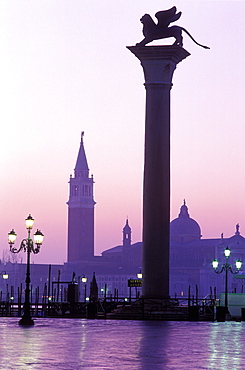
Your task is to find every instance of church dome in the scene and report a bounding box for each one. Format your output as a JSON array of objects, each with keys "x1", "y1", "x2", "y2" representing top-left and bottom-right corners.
[{"x1": 170, "y1": 201, "x2": 201, "y2": 243}]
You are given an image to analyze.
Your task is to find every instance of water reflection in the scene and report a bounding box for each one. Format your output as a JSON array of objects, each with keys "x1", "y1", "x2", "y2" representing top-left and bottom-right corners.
[
  {"x1": 208, "y1": 322, "x2": 244, "y2": 369},
  {"x1": 138, "y1": 321, "x2": 170, "y2": 369},
  {"x1": 0, "y1": 318, "x2": 245, "y2": 369}
]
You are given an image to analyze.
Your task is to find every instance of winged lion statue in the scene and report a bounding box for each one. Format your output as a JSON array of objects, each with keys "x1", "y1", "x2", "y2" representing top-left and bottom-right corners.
[{"x1": 136, "y1": 6, "x2": 209, "y2": 49}]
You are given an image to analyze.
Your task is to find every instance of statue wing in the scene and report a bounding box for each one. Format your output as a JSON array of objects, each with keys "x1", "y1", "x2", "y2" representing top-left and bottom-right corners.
[{"x1": 155, "y1": 6, "x2": 182, "y2": 28}]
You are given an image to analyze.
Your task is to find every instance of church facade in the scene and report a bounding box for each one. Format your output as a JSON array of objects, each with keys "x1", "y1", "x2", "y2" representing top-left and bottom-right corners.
[{"x1": 101, "y1": 202, "x2": 245, "y2": 298}]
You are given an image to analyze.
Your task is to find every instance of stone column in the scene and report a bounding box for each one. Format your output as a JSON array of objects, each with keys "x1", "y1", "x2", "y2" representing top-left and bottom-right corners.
[{"x1": 127, "y1": 46, "x2": 190, "y2": 299}]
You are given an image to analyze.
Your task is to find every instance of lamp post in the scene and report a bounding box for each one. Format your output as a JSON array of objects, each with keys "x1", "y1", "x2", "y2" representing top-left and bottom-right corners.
[
  {"x1": 136, "y1": 270, "x2": 142, "y2": 298},
  {"x1": 8, "y1": 214, "x2": 44, "y2": 326},
  {"x1": 81, "y1": 276, "x2": 87, "y2": 302},
  {"x1": 0, "y1": 272, "x2": 8, "y2": 301},
  {"x1": 212, "y1": 247, "x2": 242, "y2": 314}
]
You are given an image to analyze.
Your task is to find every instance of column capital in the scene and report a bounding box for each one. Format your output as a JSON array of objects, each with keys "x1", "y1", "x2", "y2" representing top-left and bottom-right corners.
[{"x1": 127, "y1": 45, "x2": 190, "y2": 85}]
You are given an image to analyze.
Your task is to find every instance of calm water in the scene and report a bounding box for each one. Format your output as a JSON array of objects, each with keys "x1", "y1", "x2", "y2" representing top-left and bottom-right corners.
[{"x1": 0, "y1": 318, "x2": 245, "y2": 369}]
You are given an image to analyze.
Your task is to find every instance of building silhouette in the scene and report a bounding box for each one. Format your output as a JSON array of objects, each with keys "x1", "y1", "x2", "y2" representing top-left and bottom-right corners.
[
  {"x1": 67, "y1": 132, "x2": 95, "y2": 262},
  {"x1": 101, "y1": 201, "x2": 245, "y2": 298},
  {"x1": 1, "y1": 133, "x2": 245, "y2": 302}
]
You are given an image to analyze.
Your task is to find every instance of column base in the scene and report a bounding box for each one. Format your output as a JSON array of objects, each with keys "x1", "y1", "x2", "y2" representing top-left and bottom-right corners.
[
  {"x1": 140, "y1": 295, "x2": 170, "y2": 300},
  {"x1": 19, "y1": 315, "x2": 34, "y2": 326}
]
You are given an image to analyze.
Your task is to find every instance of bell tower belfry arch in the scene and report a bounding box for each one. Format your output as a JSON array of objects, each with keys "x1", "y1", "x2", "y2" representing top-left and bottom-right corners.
[{"x1": 67, "y1": 132, "x2": 96, "y2": 262}]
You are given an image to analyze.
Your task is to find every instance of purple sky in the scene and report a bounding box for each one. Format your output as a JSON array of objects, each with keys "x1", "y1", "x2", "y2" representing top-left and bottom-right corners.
[{"x1": 0, "y1": 1, "x2": 245, "y2": 264}]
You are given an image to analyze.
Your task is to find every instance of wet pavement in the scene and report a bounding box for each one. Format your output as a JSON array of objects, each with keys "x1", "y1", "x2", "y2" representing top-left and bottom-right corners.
[{"x1": 0, "y1": 318, "x2": 244, "y2": 369}]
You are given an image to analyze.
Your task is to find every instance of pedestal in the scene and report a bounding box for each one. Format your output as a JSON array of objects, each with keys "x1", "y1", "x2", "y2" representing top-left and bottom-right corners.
[
  {"x1": 19, "y1": 315, "x2": 34, "y2": 326},
  {"x1": 127, "y1": 45, "x2": 190, "y2": 299}
]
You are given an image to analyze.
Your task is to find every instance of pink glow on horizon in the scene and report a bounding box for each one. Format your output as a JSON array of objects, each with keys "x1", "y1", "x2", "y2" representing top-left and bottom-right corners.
[{"x1": 0, "y1": 1, "x2": 245, "y2": 264}]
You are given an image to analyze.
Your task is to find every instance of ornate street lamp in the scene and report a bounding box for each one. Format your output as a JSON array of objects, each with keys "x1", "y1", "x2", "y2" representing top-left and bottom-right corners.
[
  {"x1": 212, "y1": 247, "x2": 242, "y2": 314},
  {"x1": 8, "y1": 214, "x2": 44, "y2": 326}
]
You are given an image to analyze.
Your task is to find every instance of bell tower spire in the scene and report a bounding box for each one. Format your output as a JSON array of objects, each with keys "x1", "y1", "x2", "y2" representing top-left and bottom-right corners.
[
  {"x1": 74, "y1": 131, "x2": 89, "y2": 178},
  {"x1": 67, "y1": 132, "x2": 96, "y2": 262},
  {"x1": 123, "y1": 218, "x2": 132, "y2": 248}
]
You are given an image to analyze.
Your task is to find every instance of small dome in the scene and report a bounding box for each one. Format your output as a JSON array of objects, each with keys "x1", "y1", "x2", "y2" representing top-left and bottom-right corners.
[{"x1": 170, "y1": 200, "x2": 201, "y2": 243}]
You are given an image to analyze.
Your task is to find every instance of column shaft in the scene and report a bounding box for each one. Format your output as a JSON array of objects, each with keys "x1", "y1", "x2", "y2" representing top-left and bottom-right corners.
[
  {"x1": 127, "y1": 45, "x2": 190, "y2": 299},
  {"x1": 143, "y1": 83, "x2": 171, "y2": 298}
]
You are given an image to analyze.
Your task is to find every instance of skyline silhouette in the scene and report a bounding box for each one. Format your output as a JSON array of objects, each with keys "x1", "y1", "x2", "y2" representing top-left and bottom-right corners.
[{"x1": 0, "y1": 1, "x2": 244, "y2": 264}]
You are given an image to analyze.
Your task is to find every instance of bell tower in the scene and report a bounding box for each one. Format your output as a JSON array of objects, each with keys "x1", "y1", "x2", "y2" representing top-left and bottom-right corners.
[
  {"x1": 67, "y1": 132, "x2": 95, "y2": 262},
  {"x1": 123, "y1": 219, "x2": 132, "y2": 248}
]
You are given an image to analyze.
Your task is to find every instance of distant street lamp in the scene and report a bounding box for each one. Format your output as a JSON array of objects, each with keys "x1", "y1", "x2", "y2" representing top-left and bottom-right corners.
[
  {"x1": 136, "y1": 270, "x2": 142, "y2": 298},
  {"x1": 8, "y1": 214, "x2": 44, "y2": 326},
  {"x1": 0, "y1": 272, "x2": 8, "y2": 280},
  {"x1": 78, "y1": 275, "x2": 87, "y2": 302},
  {"x1": 81, "y1": 276, "x2": 87, "y2": 302},
  {"x1": 137, "y1": 271, "x2": 143, "y2": 279},
  {"x1": 0, "y1": 271, "x2": 8, "y2": 301},
  {"x1": 212, "y1": 247, "x2": 242, "y2": 314}
]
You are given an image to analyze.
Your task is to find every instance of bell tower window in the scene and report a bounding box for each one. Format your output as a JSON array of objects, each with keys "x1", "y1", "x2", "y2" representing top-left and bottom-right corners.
[{"x1": 71, "y1": 185, "x2": 79, "y2": 196}]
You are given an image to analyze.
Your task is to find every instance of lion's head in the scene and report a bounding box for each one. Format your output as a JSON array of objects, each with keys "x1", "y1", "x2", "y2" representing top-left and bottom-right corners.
[{"x1": 140, "y1": 14, "x2": 156, "y2": 26}]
